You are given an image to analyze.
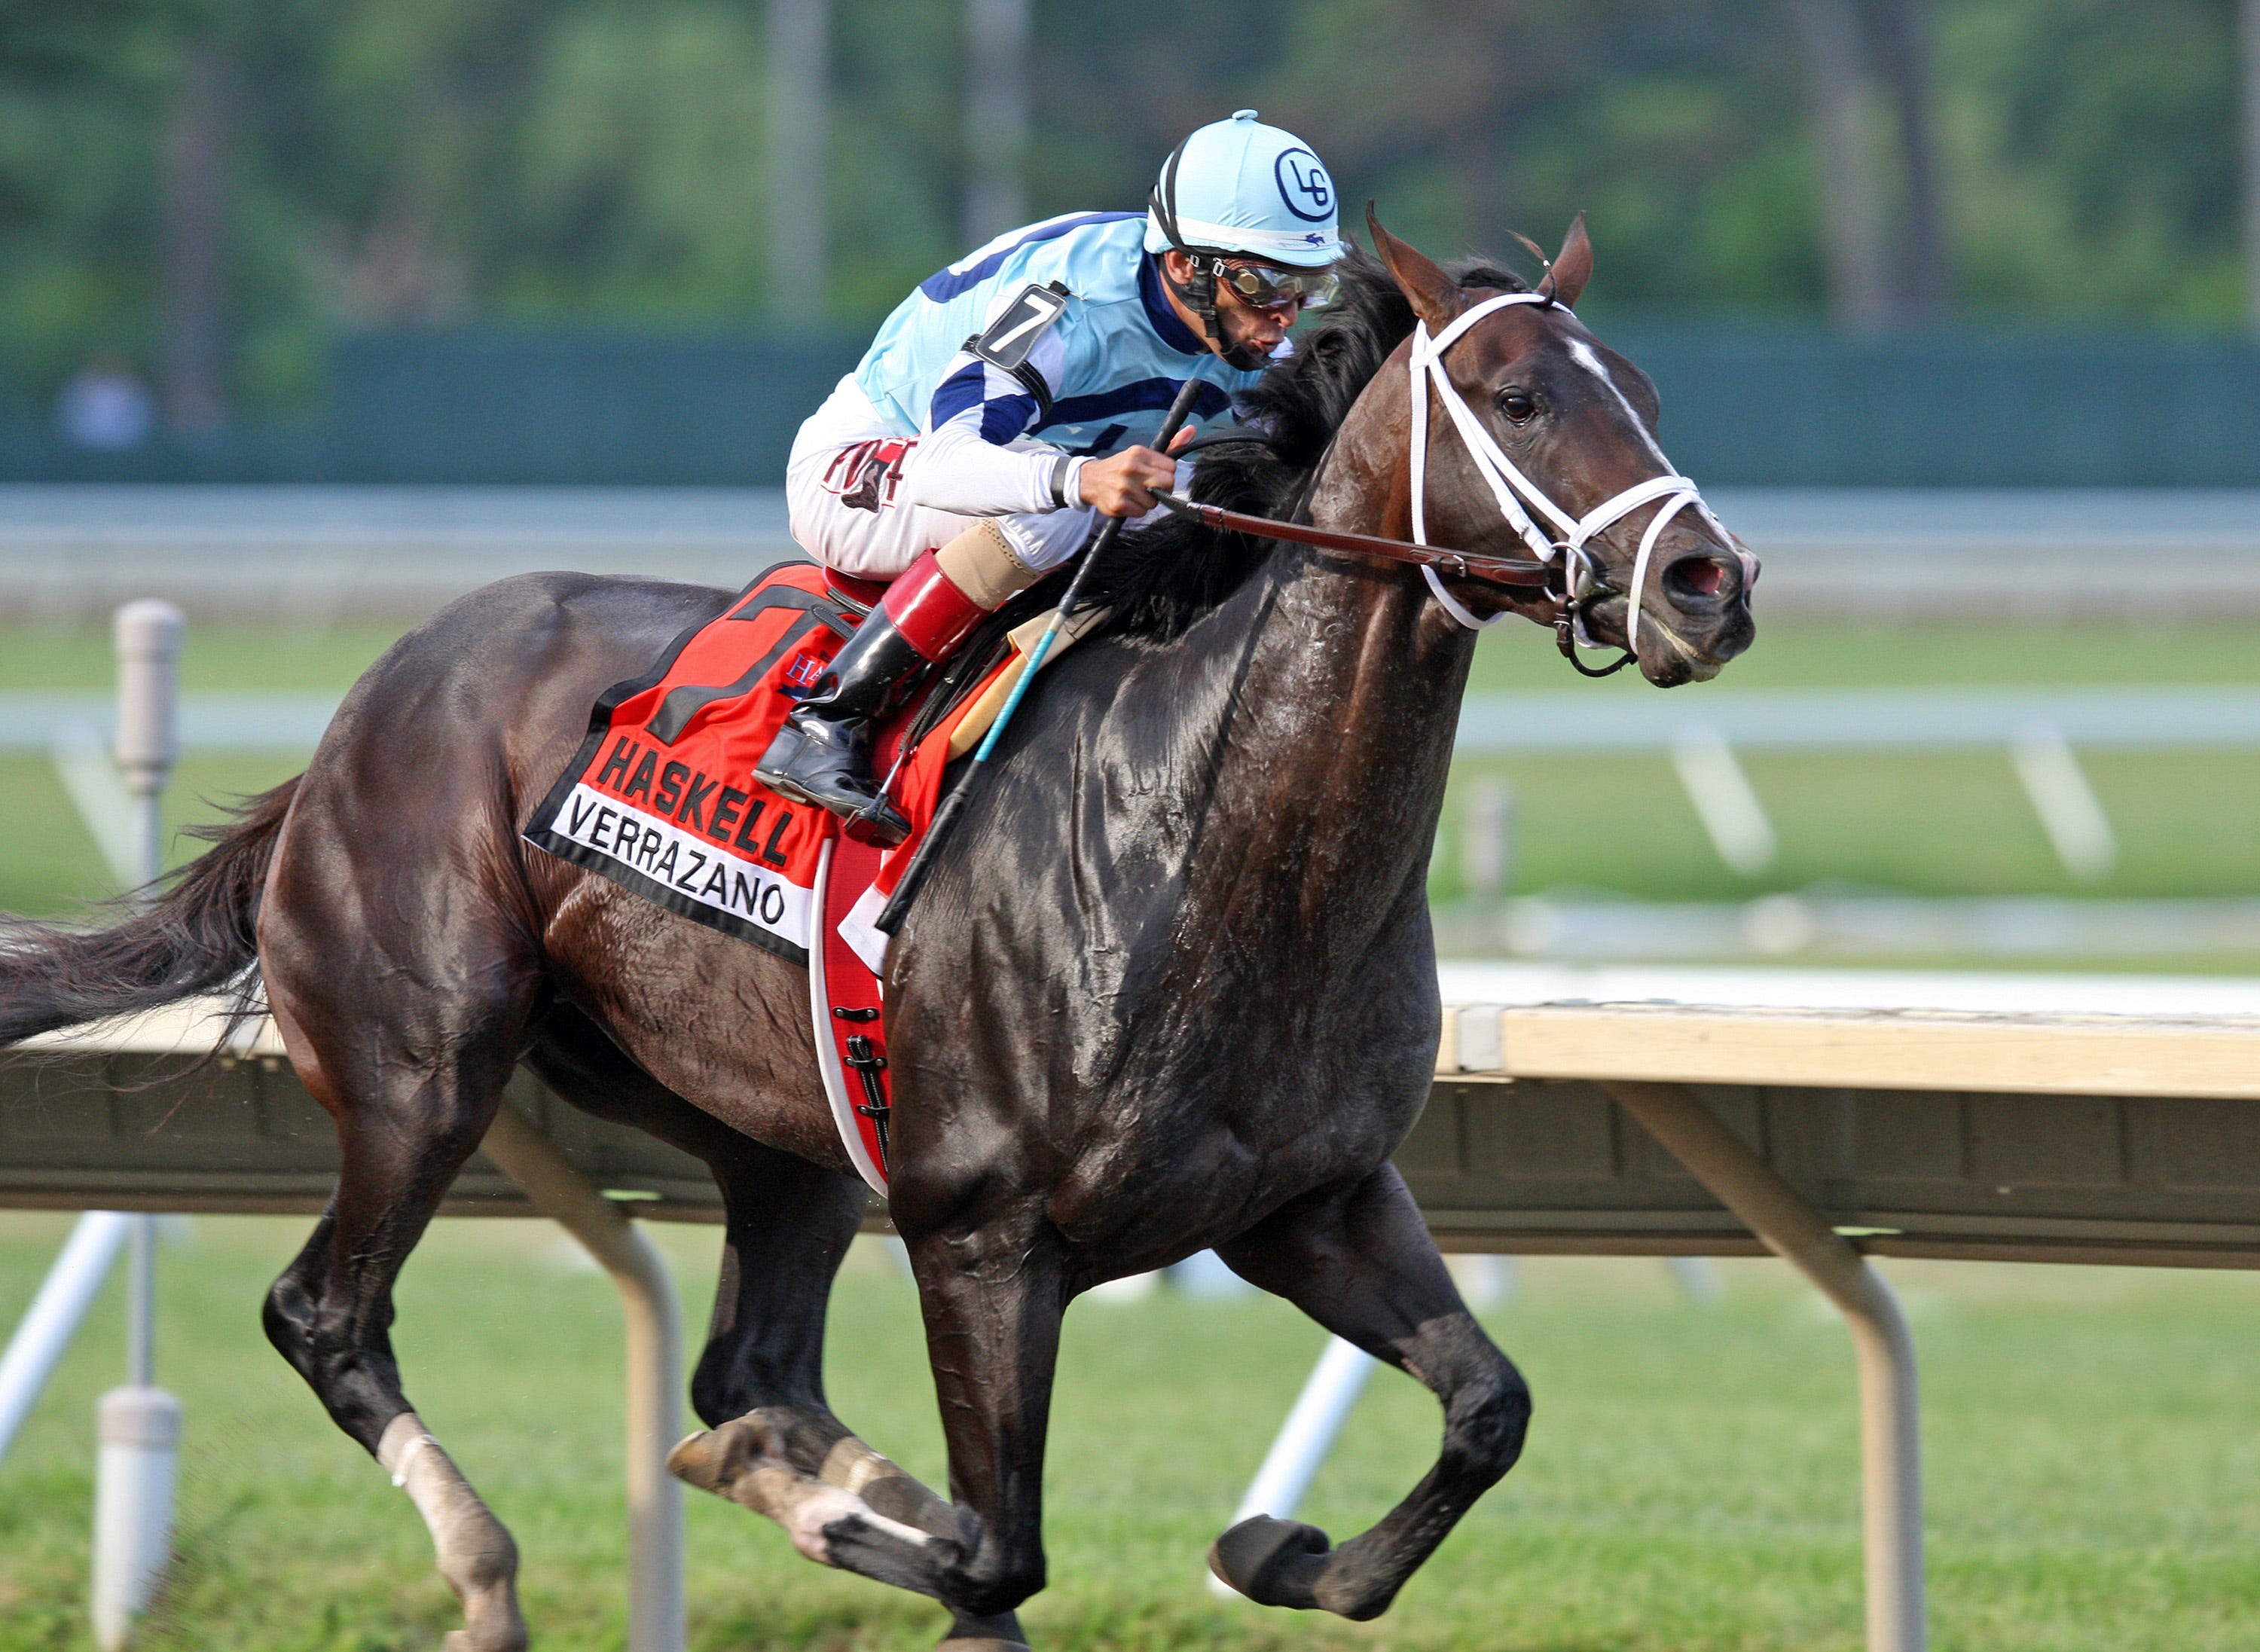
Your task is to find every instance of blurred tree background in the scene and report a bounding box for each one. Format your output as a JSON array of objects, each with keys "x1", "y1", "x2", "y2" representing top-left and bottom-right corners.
[{"x1": 0, "y1": 0, "x2": 2244, "y2": 421}]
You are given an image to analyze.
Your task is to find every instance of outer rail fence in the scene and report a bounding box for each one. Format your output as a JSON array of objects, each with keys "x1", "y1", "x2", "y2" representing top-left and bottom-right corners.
[
  {"x1": 1457, "y1": 684, "x2": 2260, "y2": 884},
  {"x1": 9, "y1": 983, "x2": 2260, "y2": 1652},
  {"x1": 5, "y1": 486, "x2": 2260, "y2": 624},
  {"x1": 8, "y1": 680, "x2": 2257, "y2": 888}
]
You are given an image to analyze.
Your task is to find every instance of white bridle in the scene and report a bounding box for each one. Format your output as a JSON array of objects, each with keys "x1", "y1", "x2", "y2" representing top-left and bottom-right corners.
[{"x1": 1407, "y1": 292, "x2": 1730, "y2": 649}]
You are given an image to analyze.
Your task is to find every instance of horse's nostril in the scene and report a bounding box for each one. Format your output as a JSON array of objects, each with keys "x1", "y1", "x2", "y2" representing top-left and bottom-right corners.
[{"x1": 1664, "y1": 555, "x2": 1730, "y2": 601}]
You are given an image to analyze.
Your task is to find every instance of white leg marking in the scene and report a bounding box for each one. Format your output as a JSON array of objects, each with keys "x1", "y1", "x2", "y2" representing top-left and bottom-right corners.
[
  {"x1": 673, "y1": 1418, "x2": 937, "y2": 1567},
  {"x1": 820, "y1": 1432, "x2": 903, "y2": 1495},
  {"x1": 379, "y1": 1412, "x2": 527, "y2": 1652},
  {"x1": 782, "y1": 1485, "x2": 937, "y2": 1565}
]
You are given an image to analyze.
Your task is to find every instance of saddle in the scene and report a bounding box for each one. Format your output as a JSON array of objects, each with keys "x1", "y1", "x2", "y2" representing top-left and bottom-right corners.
[{"x1": 525, "y1": 560, "x2": 1098, "y2": 1190}]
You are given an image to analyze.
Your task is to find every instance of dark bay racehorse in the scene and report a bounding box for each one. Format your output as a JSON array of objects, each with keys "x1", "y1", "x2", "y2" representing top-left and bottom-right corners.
[{"x1": 0, "y1": 218, "x2": 1750, "y2": 1650}]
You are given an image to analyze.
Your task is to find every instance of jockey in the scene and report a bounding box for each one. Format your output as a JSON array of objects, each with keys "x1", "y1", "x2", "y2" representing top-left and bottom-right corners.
[{"x1": 756, "y1": 108, "x2": 1342, "y2": 844}]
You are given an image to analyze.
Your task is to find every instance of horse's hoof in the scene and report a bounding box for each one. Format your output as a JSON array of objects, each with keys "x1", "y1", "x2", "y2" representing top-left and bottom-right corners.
[
  {"x1": 936, "y1": 1608, "x2": 1028, "y2": 1650},
  {"x1": 436, "y1": 1587, "x2": 527, "y2": 1652},
  {"x1": 441, "y1": 1612, "x2": 528, "y2": 1652},
  {"x1": 1208, "y1": 1515, "x2": 1331, "y2": 1610},
  {"x1": 667, "y1": 1420, "x2": 766, "y2": 1496}
]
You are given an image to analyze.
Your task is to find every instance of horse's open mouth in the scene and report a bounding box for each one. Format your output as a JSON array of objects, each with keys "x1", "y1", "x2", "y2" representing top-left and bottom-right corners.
[{"x1": 1600, "y1": 597, "x2": 1750, "y2": 686}]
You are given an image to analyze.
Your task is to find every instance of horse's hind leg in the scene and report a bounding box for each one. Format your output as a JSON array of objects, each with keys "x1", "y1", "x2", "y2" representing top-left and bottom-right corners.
[
  {"x1": 527, "y1": 1008, "x2": 1024, "y2": 1649},
  {"x1": 261, "y1": 924, "x2": 539, "y2": 1650},
  {"x1": 1210, "y1": 1163, "x2": 1531, "y2": 1621}
]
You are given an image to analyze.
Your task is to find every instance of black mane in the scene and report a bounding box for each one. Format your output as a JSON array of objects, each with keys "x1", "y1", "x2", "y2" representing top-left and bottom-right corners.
[{"x1": 1074, "y1": 248, "x2": 1529, "y2": 643}]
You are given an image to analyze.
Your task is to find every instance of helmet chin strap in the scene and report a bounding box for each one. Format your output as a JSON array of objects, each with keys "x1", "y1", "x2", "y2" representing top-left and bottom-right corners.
[
  {"x1": 1154, "y1": 249, "x2": 1278, "y2": 369},
  {"x1": 1208, "y1": 308, "x2": 1273, "y2": 371},
  {"x1": 1149, "y1": 141, "x2": 1269, "y2": 370}
]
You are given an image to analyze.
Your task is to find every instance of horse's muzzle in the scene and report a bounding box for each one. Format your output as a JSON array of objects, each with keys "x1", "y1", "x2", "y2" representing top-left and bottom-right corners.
[{"x1": 1631, "y1": 543, "x2": 1758, "y2": 686}]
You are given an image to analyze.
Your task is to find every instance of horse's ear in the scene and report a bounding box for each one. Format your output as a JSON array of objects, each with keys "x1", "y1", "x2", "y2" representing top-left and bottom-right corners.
[
  {"x1": 1366, "y1": 202, "x2": 1466, "y2": 331},
  {"x1": 1538, "y1": 212, "x2": 1592, "y2": 309}
]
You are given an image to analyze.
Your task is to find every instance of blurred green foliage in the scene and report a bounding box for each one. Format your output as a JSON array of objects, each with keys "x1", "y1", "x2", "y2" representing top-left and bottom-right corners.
[{"x1": 0, "y1": 0, "x2": 2244, "y2": 413}]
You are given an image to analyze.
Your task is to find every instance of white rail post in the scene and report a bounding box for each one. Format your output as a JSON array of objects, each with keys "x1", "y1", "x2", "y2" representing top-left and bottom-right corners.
[
  {"x1": 92, "y1": 1379, "x2": 182, "y2": 1652},
  {"x1": 0, "y1": 1212, "x2": 136, "y2": 1465},
  {"x1": 113, "y1": 600, "x2": 183, "y2": 897},
  {"x1": 91, "y1": 599, "x2": 188, "y2": 1650},
  {"x1": 2008, "y1": 725, "x2": 2117, "y2": 883},
  {"x1": 1605, "y1": 1081, "x2": 1923, "y2": 1652},
  {"x1": 479, "y1": 1103, "x2": 685, "y2": 1652},
  {"x1": 1668, "y1": 725, "x2": 1778, "y2": 876},
  {"x1": 765, "y1": 0, "x2": 829, "y2": 329},
  {"x1": 1458, "y1": 777, "x2": 1514, "y2": 902},
  {"x1": 962, "y1": 0, "x2": 1031, "y2": 246}
]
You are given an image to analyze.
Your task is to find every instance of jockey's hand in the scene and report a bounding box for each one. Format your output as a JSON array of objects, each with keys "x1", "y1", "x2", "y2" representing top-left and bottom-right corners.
[{"x1": 1077, "y1": 429, "x2": 1196, "y2": 518}]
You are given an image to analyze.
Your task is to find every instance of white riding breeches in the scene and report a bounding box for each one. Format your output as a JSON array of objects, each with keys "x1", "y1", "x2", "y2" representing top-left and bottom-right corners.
[{"x1": 786, "y1": 376, "x2": 1100, "y2": 582}]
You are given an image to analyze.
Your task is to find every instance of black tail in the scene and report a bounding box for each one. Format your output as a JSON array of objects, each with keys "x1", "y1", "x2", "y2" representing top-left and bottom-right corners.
[{"x1": 0, "y1": 776, "x2": 300, "y2": 1046}]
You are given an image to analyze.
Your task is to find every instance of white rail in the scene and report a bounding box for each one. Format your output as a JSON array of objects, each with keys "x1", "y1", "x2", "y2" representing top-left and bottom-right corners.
[
  {"x1": 1603, "y1": 1080, "x2": 1924, "y2": 1652},
  {"x1": 0, "y1": 1212, "x2": 135, "y2": 1464},
  {"x1": 8, "y1": 683, "x2": 2248, "y2": 890},
  {"x1": 1452, "y1": 686, "x2": 2260, "y2": 883},
  {"x1": 1457, "y1": 685, "x2": 2260, "y2": 752},
  {"x1": 478, "y1": 1104, "x2": 686, "y2": 1652}
]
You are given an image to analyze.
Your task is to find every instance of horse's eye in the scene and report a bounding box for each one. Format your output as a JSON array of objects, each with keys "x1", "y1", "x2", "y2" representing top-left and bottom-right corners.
[{"x1": 1498, "y1": 389, "x2": 1537, "y2": 423}]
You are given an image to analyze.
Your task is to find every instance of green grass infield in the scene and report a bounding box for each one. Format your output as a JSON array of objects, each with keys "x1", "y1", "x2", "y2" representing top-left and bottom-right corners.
[{"x1": 1, "y1": 1218, "x2": 2255, "y2": 1650}]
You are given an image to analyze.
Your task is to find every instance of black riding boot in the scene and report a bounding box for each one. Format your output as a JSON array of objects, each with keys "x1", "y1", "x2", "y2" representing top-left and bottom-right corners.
[{"x1": 755, "y1": 608, "x2": 922, "y2": 846}]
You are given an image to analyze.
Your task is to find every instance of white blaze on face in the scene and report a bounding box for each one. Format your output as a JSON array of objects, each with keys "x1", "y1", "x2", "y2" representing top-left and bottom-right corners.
[{"x1": 1565, "y1": 337, "x2": 1669, "y2": 466}]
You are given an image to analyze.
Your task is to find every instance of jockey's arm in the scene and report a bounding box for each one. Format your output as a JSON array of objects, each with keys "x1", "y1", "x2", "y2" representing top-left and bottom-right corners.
[{"x1": 899, "y1": 353, "x2": 1186, "y2": 521}]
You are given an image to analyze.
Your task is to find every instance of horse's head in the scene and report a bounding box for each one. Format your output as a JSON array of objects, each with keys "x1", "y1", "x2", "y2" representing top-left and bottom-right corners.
[{"x1": 1363, "y1": 210, "x2": 1755, "y2": 686}]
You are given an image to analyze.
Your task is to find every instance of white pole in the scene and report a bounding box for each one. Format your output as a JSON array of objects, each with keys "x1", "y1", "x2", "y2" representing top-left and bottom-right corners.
[
  {"x1": 93, "y1": 599, "x2": 185, "y2": 1650},
  {"x1": 1605, "y1": 1081, "x2": 1924, "y2": 1652},
  {"x1": 92, "y1": 1386, "x2": 182, "y2": 1652},
  {"x1": 479, "y1": 1104, "x2": 685, "y2": 1652},
  {"x1": 112, "y1": 599, "x2": 183, "y2": 893},
  {"x1": 1665, "y1": 1255, "x2": 1727, "y2": 1305},
  {"x1": 1669, "y1": 725, "x2": 1778, "y2": 876},
  {"x1": 1208, "y1": 1336, "x2": 1376, "y2": 1602},
  {"x1": 1458, "y1": 777, "x2": 1514, "y2": 902},
  {"x1": 2008, "y1": 727, "x2": 2117, "y2": 884},
  {"x1": 124, "y1": 1219, "x2": 154, "y2": 1388},
  {"x1": 1785, "y1": 0, "x2": 1889, "y2": 331},
  {"x1": 0, "y1": 1212, "x2": 135, "y2": 1464}
]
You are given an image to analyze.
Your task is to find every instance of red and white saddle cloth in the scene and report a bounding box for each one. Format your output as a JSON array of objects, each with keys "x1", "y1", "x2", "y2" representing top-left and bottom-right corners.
[{"x1": 525, "y1": 560, "x2": 1085, "y2": 1192}]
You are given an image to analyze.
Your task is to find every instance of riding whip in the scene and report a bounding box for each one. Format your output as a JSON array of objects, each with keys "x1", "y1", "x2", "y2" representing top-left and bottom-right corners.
[{"x1": 874, "y1": 375, "x2": 1208, "y2": 934}]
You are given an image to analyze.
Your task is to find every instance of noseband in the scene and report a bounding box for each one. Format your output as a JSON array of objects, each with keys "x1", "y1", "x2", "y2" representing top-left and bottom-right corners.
[{"x1": 1406, "y1": 291, "x2": 1727, "y2": 673}]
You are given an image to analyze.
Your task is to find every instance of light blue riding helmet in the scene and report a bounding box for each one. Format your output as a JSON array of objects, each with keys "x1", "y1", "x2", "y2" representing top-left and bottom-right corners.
[{"x1": 1145, "y1": 109, "x2": 1342, "y2": 269}]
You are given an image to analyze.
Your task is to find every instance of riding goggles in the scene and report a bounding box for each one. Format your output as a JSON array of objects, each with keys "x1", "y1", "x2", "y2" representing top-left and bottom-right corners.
[{"x1": 1207, "y1": 258, "x2": 1339, "y2": 313}]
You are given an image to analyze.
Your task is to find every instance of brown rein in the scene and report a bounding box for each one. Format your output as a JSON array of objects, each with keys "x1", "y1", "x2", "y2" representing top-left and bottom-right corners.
[{"x1": 1147, "y1": 490, "x2": 1554, "y2": 590}]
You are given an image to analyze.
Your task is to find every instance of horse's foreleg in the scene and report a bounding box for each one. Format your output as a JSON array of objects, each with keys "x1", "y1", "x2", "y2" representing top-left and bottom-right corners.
[
  {"x1": 676, "y1": 1208, "x2": 1058, "y2": 1649},
  {"x1": 656, "y1": 1143, "x2": 965, "y2": 1580},
  {"x1": 1210, "y1": 1163, "x2": 1530, "y2": 1621},
  {"x1": 669, "y1": 1415, "x2": 1027, "y2": 1650},
  {"x1": 896, "y1": 1214, "x2": 1067, "y2": 1646},
  {"x1": 584, "y1": 1030, "x2": 1019, "y2": 1646}
]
